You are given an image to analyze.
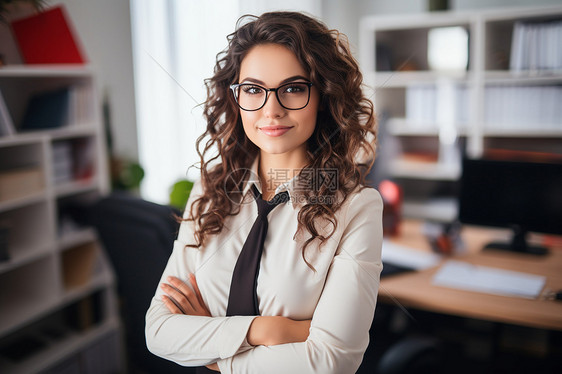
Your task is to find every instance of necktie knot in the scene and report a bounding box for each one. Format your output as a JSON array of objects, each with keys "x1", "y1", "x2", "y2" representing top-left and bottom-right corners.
[{"x1": 253, "y1": 185, "x2": 289, "y2": 217}]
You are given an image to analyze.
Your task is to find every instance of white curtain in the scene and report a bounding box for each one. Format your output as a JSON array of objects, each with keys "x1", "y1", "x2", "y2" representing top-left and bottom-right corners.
[{"x1": 130, "y1": 0, "x2": 321, "y2": 203}]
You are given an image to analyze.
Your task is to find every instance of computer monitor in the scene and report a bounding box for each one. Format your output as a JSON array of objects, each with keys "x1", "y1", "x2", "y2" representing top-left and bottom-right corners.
[{"x1": 458, "y1": 157, "x2": 562, "y2": 255}]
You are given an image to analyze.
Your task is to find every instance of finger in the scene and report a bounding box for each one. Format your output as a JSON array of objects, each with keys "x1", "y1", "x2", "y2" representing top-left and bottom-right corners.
[
  {"x1": 162, "y1": 295, "x2": 184, "y2": 314},
  {"x1": 161, "y1": 282, "x2": 196, "y2": 313},
  {"x1": 189, "y1": 274, "x2": 206, "y2": 309},
  {"x1": 167, "y1": 277, "x2": 200, "y2": 310},
  {"x1": 168, "y1": 276, "x2": 197, "y2": 301}
]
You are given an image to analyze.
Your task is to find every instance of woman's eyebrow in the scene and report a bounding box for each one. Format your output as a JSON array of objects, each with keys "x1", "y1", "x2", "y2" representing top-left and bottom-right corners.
[{"x1": 239, "y1": 75, "x2": 310, "y2": 85}]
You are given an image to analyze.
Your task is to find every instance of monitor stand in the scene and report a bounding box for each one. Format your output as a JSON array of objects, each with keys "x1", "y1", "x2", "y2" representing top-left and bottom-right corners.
[{"x1": 484, "y1": 225, "x2": 549, "y2": 256}]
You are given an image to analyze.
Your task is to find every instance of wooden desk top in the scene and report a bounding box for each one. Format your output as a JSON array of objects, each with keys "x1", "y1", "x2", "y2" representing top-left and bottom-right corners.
[{"x1": 379, "y1": 220, "x2": 562, "y2": 331}]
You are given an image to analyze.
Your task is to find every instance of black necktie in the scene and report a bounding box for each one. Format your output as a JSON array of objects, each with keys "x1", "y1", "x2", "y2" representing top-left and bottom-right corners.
[{"x1": 226, "y1": 185, "x2": 289, "y2": 316}]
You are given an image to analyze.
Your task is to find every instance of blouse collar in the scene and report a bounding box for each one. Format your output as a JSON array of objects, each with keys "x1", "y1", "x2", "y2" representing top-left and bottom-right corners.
[{"x1": 242, "y1": 156, "x2": 309, "y2": 210}]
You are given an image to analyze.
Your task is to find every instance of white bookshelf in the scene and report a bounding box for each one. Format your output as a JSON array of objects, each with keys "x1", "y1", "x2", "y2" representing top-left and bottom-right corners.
[
  {"x1": 0, "y1": 62, "x2": 122, "y2": 373},
  {"x1": 360, "y1": 5, "x2": 562, "y2": 222}
]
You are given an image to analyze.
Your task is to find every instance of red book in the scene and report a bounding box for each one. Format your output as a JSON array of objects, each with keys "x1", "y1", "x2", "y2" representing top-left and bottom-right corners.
[{"x1": 10, "y1": 5, "x2": 86, "y2": 64}]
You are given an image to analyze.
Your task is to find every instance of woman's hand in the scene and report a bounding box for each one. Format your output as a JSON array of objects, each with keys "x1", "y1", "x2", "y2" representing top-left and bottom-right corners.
[
  {"x1": 247, "y1": 316, "x2": 311, "y2": 347},
  {"x1": 160, "y1": 274, "x2": 211, "y2": 317},
  {"x1": 206, "y1": 363, "x2": 219, "y2": 371}
]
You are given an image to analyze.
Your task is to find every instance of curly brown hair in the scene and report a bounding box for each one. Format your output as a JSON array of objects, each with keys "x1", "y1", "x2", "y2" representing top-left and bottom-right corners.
[{"x1": 187, "y1": 11, "x2": 377, "y2": 267}]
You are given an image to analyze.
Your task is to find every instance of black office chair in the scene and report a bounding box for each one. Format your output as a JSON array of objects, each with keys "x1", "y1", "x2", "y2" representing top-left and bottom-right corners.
[
  {"x1": 376, "y1": 335, "x2": 443, "y2": 374},
  {"x1": 75, "y1": 192, "x2": 194, "y2": 374}
]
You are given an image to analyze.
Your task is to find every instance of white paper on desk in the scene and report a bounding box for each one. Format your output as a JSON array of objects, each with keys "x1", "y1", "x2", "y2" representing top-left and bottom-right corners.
[
  {"x1": 432, "y1": 260, "x2": 546, "y2": 298},
  {"x1": 382, "y1": 240, "x2": 442, "y2": 270}
]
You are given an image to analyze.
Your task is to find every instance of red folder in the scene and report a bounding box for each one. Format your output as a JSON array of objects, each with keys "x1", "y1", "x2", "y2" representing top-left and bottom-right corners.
[{"x1": 10, "y1": 5, "x2": 86, "y2": 64}]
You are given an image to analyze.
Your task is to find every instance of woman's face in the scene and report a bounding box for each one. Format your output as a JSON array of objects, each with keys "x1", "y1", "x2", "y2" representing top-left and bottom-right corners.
[{"x1": 237, "y1": 43, "x2": 320, "y2": 159}]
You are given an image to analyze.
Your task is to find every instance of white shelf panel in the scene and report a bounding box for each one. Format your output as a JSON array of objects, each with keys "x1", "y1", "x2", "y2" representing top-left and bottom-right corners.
[
  {"x1": 0, "y1": 191, "x2": 47, "y2": 213},
  {"x1": 484, "y1": 70, "x2": 562, "y2": 84},
  {"x1": 48, "y1": 126, "x2": 97, "y2": 140},
  {"x1": 482, "y1": 128, "x2": 562, "y2": 138},
  {"x1": 60, "y1": 272, "x2": 112, "y2": 306},
  {"x1": 0, "y1": 257, "x2": 59, "y2": 338},
  {"x1": 387, "y1": 118, "x2": 469, "y2": 137},
  {"x1": 372, "y1": 70, "x2": 471, "y2": 88},
  {"x1": 58, "y1": 228, "x2": 97, "y2": 251},
  {"x1": 0, "y1": 243, "x2": 53, "y2": 274},
  {"x1": 402, "y1": 198, "x2": 458, "y2": 223},
  {"x1": 390, "y1": 159, "x2": 460, "y2": 181},
  {"x1": 54, "y1": 179, "x2": 99, "y2": 198},
  {"x1": 0, "y1": 65, "x2": 94, "y2": 78},
  {"x1": 0, "y1": 134, "x2": 44, "y2": 147},
  {"x1": 361, "y1": 11, "x2": 472, "y2": 31}
]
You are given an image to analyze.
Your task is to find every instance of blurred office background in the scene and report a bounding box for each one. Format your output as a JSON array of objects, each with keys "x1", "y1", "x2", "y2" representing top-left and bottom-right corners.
[
  {"x1": 44, "y1": 0, "x2": 561, "y2": 204},
  {"x1": 1, "y1": 1, "x2": 561, "y2": 373}
]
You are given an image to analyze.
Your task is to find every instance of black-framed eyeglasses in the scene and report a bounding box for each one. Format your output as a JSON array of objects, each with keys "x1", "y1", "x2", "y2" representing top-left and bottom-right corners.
[{"x1": 230, "y1": 81, "x2": 313, "y2": 111}]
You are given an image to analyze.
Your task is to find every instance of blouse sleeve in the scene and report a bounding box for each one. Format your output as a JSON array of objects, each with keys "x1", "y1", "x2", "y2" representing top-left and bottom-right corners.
[
  {"x1": 145, "y1": 180, "x2": 257, "y2": 367},
  {"x1": 217, "y1": 188, "x2": 384, "y2": 374}
]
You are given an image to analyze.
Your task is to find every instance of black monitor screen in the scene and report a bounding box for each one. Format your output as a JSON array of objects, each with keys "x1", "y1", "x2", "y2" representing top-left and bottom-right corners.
[{"x1": 459, "y1": 158, "x2": 562, "y2": 237}]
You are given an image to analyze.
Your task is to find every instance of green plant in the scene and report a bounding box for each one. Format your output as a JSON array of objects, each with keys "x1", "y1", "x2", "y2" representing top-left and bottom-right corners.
[{"x1": 169, "y1": 179, "x2": 194, "y2": 210}]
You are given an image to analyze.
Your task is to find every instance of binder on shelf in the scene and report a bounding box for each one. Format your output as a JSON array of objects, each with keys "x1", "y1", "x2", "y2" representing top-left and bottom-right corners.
[
  {"x1": 61, "y1": 242, "x2": 97, "y2": 289},
  {"x1": 0, "y1": 91, "x2": 15, "y2": 137},
  {"x1": 20, "y1": 88, "x2": 70, "y2": 131},
  {"x1": 510, "y1": 20, "x2": 562, "y2": 72},
  {"x1": 10, "y1": 5, "x2": 86, "y2": 64}
]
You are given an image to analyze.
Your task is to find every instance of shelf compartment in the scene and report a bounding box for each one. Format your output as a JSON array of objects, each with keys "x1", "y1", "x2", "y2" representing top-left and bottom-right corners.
[
  {"x1": 0, "y1": 256, "x2": 59, "y2": 338},
  {"x1": 56, "y1": 191, "x2": 99, "y2": 240},
  {"x1": 0, "y1": 201, "x2": 54, "y2": 271},
  {"x1": 60, "y1": 241, "x2": 99, "y2": 291},
  {"x1": 0, "y1": 289, "x2": 117, "y2": 374},
  {"x1": 0, "y1": 142, "x2": 45, "y2": 204},
  {"x1": 484, "y1": 13, "x2": 562, "y2": 72},
  {"x1": 0, "y1": 318, "x2": 120, "y2": 374},
  {"x1": 372, "y1": 22, "x2": 471, "y2": 73},
  {"x1": 51, "y1": 136, "x2": 96, "y2": 189},
  {"x1": 0, "y1": 75, "x2": 96, "y2": 133}
]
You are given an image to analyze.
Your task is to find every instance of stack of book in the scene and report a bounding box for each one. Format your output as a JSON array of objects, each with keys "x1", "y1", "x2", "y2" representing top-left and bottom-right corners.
[
  {"x1": 52, "y1": 141, "x2": 74, "y2": 185},
  {"x1": 510, "y1": 20, "x2": 562, "y2": 71},
  {"x1": 405, "y1": 84, "x2": 469, "y2": 128},
  {"x1": 484, "y1": 85, "x2": 562, "y2": 131}
]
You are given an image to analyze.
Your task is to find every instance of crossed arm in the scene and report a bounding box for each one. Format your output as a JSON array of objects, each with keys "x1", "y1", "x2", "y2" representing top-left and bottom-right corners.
[
  {"x1": 147, "y1": 187, "x2": 383, "y2": 373},
  {"x1": 161, "y1": 274, "x2": 311, "y2": 371}
]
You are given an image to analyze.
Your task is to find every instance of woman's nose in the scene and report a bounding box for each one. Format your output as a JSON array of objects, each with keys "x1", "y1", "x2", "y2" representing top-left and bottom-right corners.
[{"x1": 262, "y1": 92, "x2": 286, "y2": 118}]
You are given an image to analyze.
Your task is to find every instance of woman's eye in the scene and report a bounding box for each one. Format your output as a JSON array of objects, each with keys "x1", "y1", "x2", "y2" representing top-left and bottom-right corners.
[
  {"x1": 283, "y1": 84, "x2": 306, "y2": 94},
  {"x1": 242, "y1": 85, "x2": 263, "y2": 95}
]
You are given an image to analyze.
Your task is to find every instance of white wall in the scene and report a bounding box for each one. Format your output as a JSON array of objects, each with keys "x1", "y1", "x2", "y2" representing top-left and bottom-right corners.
[{"x1": 52, "y1": 0, "x2": 138, "y2": 162}]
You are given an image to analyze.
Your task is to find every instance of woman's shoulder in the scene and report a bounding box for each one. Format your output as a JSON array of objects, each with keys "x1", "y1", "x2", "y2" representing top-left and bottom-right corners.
[
  {"x1": 347, "y1": 184, "x2": 383, "y2": 208},
  {"x1": 339, "y1": 185, "x2": 383, "y2": 224}
]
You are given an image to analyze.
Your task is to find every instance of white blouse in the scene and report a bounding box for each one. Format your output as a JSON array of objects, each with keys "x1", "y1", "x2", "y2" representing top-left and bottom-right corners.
[{"x1": 145, "y1": 158, "x2": 384, "y2": 374}]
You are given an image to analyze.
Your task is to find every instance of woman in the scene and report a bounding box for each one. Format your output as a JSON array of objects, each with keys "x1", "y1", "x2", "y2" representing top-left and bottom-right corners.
[{"x1": 146, "y1": 11, "x2": 383, "y2": 374}]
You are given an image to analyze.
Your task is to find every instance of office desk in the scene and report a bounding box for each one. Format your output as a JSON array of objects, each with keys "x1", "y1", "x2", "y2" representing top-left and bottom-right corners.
[{"x1": 379, "y1": 220, "x2": 562, "y2": 331}]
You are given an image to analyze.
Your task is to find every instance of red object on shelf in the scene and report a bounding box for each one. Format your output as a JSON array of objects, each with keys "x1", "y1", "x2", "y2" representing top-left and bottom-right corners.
[
  {"x1": 379, "y1": 179, "x2": 403, "y2": 237},
  {"x1": 10, "y1": 5, "x2": 86, "y2": 64}
]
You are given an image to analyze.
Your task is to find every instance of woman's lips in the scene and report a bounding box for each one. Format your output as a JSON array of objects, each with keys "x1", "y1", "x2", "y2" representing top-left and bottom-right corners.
[{"x1": 259, "y1": 126, "x2": 293, "y2": 137}]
